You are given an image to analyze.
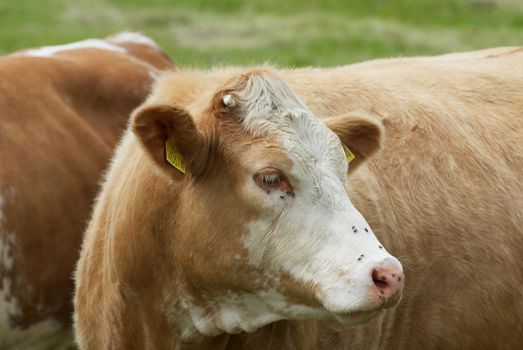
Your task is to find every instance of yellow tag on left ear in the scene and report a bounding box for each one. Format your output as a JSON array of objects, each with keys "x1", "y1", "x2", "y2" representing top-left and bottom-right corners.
[
  {"x1": 165, "y1": 138, "x2": 186, "y2": 174},
  {"x1": 343, "y1": 144, "x2": 356, "y2": 164}
]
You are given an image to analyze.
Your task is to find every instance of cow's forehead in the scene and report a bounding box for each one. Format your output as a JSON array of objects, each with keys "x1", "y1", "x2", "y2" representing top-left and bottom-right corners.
[{"x1": 232, "y1": 73, "x2": 348, "y2": 177}]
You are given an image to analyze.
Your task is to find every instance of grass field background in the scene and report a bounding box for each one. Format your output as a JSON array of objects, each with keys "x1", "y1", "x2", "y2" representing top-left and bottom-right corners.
[{"x1": 1, "y1": 0, "x2": 522, "y2": 67}]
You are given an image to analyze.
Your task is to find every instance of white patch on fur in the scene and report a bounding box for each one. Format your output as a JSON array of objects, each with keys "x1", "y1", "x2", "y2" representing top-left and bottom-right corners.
[
  {"x1": 0, "y1": 234, "x2": 15, "y2": 272},
  {"x1": 169, "y1": 288, "x2": 327, "y2": 340},
  {"x1": 236, "y1": 72, "x2": 402, "y2": 316},
  {"x1": 0, "y1": 193, "x2": 16, "y2": 280},
  {"x1": 0, "y1": 191, "x2": 74, "y2": 349},
  {"x1": 107, "y1": 31, "x2": 162, "y2": 50},
  {"x1": 0, "y1": 192, "x2": 19, "y2": 321},
  {"x1": 24, "y1": 39, "x2": 126, "y2": 57}
]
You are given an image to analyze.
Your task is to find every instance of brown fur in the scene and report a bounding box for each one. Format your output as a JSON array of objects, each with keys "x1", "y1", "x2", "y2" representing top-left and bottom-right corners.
[
  {"x1": 0, "y1": 34, "x2": 172, "y2": 347},
  {"x1": 75, "y1": 46, "x2": 523, "y2": 349}
]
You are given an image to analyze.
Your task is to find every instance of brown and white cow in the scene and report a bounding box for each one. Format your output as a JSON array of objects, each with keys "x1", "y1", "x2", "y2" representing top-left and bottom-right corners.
[
  {"x1": 0, "y1": 32, "x2": 172, "y2": 349},
  {"x1": 73, "y1": 67, "x2": 405, "y2": 347},
  {"x1": 75, "y1": 46, "x2": 523, "y2": 349}
]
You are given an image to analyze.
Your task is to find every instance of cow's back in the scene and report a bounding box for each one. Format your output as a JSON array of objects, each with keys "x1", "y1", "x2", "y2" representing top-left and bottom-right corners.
[{"x1": 0, "y1": 34, "x2": 172, "y2": 349}]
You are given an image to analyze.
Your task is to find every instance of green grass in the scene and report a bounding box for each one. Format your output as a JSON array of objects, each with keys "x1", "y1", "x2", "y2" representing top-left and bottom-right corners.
[{"x1": 1, "y1": 0, "x2": 522, "y2": 67}]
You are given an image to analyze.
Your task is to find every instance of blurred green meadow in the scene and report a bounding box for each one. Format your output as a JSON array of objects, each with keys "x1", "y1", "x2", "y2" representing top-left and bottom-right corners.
[{"x1": 1, "y1": 0, "x2": 522, "y2": 67}]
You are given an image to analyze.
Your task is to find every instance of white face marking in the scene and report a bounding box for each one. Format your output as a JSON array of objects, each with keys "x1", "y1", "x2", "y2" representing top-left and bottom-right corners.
[
  {"x1": 235, "y1": 73, "x2": 402, "y2": 314},
  {"x1": 107, "y1": 31, "x2": 162, "y2": 51},
  {"x1": 23, "y1": 39, "x2": 126, "y2": 57}
]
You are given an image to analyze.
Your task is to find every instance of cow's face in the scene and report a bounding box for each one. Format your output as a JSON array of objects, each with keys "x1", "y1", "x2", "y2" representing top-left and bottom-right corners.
[{"x1": 132, "y1": 70, "x2": 403, "y2": 337}]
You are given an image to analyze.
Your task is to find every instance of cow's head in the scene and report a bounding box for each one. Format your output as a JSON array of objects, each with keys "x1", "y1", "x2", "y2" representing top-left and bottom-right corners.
[{"x1": 132, "y1": 69, "x2": 403, "y2": 339}]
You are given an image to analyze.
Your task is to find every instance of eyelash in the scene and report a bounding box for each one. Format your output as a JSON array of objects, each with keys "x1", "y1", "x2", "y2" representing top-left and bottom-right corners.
[
  {"x1": 254, "y1": 169, "x2": 293, "y2": 195},
  {"x1": 261, "y1": 174, "x2": 281, "y2": 185}
]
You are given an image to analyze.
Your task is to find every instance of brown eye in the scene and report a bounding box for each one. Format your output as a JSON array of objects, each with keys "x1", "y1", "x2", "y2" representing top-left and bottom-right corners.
[{"x1": 254, "y1": 169, "x2": 293, "y2": 194}]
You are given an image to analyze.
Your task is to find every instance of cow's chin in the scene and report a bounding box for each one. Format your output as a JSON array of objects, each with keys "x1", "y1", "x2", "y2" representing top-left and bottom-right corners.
[
  {"x1": 315, "y1": 287, "x2": 392, "y2": 325},
  {"x1": 331, "y1": 309, "x2": 383, "y2": 325},
  {"x1": 276, "y1": 301, "x2": 383, "y2": 326}
]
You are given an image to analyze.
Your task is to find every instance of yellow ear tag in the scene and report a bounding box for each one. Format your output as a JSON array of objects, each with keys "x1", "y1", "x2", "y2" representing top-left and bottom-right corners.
[
  {"x1": 343, "y1": 144, "x2": 356, "y2": 164},
  {"x1": 165, "y1": 138, "x2": 186, "y2": 174}
]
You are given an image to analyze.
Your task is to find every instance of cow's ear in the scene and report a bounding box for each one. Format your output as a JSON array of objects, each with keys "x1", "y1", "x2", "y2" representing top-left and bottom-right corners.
[
  {"x1": 131, "y1": 104, "x2": 205, "y2": 179},
  {"x1": 324, "y1": 112, "x2": 384, "y2": 173}
]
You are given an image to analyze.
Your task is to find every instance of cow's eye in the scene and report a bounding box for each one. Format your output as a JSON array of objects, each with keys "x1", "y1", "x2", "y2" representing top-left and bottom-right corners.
[{"x1": 254, "y1": 168, "x2": 293, "y2": 194}]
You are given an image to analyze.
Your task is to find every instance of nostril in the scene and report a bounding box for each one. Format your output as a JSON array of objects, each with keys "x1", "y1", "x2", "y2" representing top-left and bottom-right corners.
[
  {"x1": 372, "y1": 269, "x2": 390, "y2": 290},
  {"x1": 373, "y1": 279, "x2": 389, "y2": 290}
]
